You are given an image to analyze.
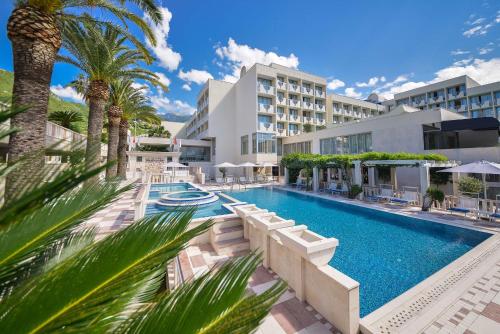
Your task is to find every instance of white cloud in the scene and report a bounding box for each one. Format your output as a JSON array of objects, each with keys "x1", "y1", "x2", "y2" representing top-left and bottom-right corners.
[
  {"x1": 154, "y1": 72, "x2": 171, "y2": 87},
  {"x1": 182, "y1": 84, "x2": 191, "y2": 91},
  {"x1": 466, "y1": 17, "x2": 486, "y2": 25},
  {"x1": 344, "y1": 87, "x2": 362, "y2": 99},
  {"x1": 462, "y1": 12, "x2": 498, "y2": 38},
  {"x1": 144, "y1": 7, "x2": 181, "y2": 71},
  {"x1": 215, "y1": 38, "x2": 299, "y2": 82},
  {"x1": 478, "y1": 47, "x2": 493, "y2": 55},
  {"x1": 149, "y1": 91, "x2": 195, "y2": 116},
  {"x1": 355, "y1": 76, "x2": 385, "y2": 88},
  {"x1": 452, "y1": 57, "x2": 474, "y2": 66},
  {"x1": 451, "y1": 49, "x2": 470, "y2": 56},
  {"x1": 50, "y1": 85, "x2": 84, "y2": 103},
  {"x1": 178, "y1": 69, "x2": 213, "y2": 85},
  {"x1": 326, "y1": 79, "x2": 345, "y2": 91},
  {"x1": 376, "y1": 57, "x2": 500, "y2": 100}
]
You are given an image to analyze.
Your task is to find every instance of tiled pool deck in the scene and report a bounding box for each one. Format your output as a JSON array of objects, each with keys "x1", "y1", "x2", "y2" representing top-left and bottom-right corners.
[{"x1": 86, "y1": 183, "x2": 500, "y2": 334}]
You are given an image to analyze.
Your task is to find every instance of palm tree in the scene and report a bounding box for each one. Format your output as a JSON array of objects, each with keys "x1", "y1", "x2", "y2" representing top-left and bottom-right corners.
[
  {"x1": 5, "y1": 0, "x2": 161, "y2": 202},
  {"x1": 60, "y1": 23, "x2": 167, "y2": 174},
  {"x1": 0, "y1": 108, "x2": 286, "y2": 333},
  {"x1": 147, "y1": 124, "x2": 171, "y2": 138},
  {"x1": 118, "y1": 92, "x2": 160, "y2": 179},
  {"x1": 48, "y1": 110, "x2": 85, "y2": 132}
]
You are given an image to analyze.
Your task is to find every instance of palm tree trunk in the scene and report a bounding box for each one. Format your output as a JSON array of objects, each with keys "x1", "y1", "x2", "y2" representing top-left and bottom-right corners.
[
  {"x1": 85, "y1": 80, "x2": 109, "y2": 174},
  {"x1": 117, "y1": 119, "x2": 129, "y2": 179},
  {"x1": 105, "y1": 105, "x2": 122, "y2": 179},
  {"x1": 5, "y1": 6, "x2": 61, "y2": 203}
]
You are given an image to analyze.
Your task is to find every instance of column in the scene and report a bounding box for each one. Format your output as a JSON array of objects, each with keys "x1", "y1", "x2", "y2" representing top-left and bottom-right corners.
[
  {"x1": 390, "y1": 167, "x2": 398, "y2": 190},
  {"x1": 327, "y1": 168, "x2": 331, "y2": 184},
  {"x1": 368, "y1": 167, "x2": 376, "y2": 187},
  {"x1": 284, "y1": 167, "x2": 289, "y2": 185},
  {"x1": 419, "y1": 164, "x2": 430, "y2": 200},
  {"x1": 353, "y1": 160, "x2": 362, "y2": 185},
  {"x1": 313, "y1": 167, "x2": 319, "y2": 192}
]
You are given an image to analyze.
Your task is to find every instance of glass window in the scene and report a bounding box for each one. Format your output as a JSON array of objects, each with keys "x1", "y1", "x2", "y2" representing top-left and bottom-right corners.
[
  {"x1": 179, "y1": 146, "x2": 210, "y2": 162},
  {"x1": 283, "y1": 141, "x2": 311, "y2": 155},
  {"x1": 258, "y1": 78, "x2": 272, "y2": 87},
  {"x1": 241, "y1": 135, "x2": 248, "y2": 155},
  {"x1": 320, "y1": 132, "x2": 372, "y2": 154},
  {"x1": 258, "y1": 96, "x2": 272, "y2": 105},
  {"x1": 252, "y1": 132, "x2": 276, "y2": 154}
]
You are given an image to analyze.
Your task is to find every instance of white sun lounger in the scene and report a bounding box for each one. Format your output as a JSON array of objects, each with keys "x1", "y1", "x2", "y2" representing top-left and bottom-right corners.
[{"x1": 448, "y1": 194, "x2": 479, "y2": 219}]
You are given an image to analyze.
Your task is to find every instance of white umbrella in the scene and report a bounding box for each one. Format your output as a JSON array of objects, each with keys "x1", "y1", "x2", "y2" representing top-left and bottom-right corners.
[
  {"x1": 257, "y1": 162, "x2": 277, "y2": 167},
  {"x1": 439, "y1": 161, "x2": 500, "y2": 199},
  {"x1": 164, "y1": 161, "x2": 187, "y2": 178},
  {"x1": 213, "y1": 162, "x2": 238, "y2": 168},
  {"x1": 238, "y1": 162, "x2": 257, "y2": 167}
]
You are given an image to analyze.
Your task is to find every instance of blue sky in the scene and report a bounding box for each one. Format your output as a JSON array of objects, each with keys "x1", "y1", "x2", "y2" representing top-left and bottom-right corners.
[{"x1": 1, "y1": 0, "x2": 499, "y2": 117}]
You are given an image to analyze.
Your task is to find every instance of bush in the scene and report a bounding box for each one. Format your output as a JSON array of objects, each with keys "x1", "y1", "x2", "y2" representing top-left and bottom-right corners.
[
  {"x1": 422, "y1": 188, "x2": 444, "y2": 211},
  {"x1": 458, "y1": 176, "x2": 482, "y2": 195},
  {"x1": 348, "y1": 184, "x2": 362, "y2": 199},
  {"x1": 303, "y1": 124, "x2": 313, "y2": 133}
]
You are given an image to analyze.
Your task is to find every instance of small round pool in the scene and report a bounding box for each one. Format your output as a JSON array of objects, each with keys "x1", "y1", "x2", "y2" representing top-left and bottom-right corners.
[{"x1": 156, "y1": 190, "x2": 219, "y2": 207}]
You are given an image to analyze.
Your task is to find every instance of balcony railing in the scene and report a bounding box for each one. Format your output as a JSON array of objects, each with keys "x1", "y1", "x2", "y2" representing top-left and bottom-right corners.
[
  {"x1": 258, "y1": 104, "x2": 274, "y2": 113},
  {"x1": 315, "y1": 90, "x2": 326, "y2": 98},
  {"x1": 288, "y1": 84, "x2": 301, "y2": 93},
  {"x1": 277, "y1": 97, "x2": 287, "y2": 106},
  {"x1": 457, "y1": 105, "x2": 467, "y2": 112},
  {"x1": 333, "y1": 108, "x2": 342, "y2": 114},
  {"x1": 277, "y1": 81, "x2": 287, "y2": 90},
  {"x1": 288, "y1": 99, "x2": 301, "y2": 108},
  {"x1": 289, "y1": 115, "x2": 300, "y2": 122},
  {"x1": 276, "y1": 128, "x2": 287, "y2": 137},
  {"x1": 481, "y1": 100, "x2": 492, "y2": 107},
  {"x1": 303, "y1": 116, "x2": 314, "y2": 124},
  {"x1": 289, "y1": 129, "x2": 301, "y2": 136},
  {"x1": 315, "y1": 104, "x2": 326, "y2": 112},
  {"x1": 257, "y1": 83, "x2": 275, "y2": 95},
  {"x1": 302, "y1": 101, "x2": 314, "y2": 110},
  {"x1": 258, "y1": 123, "x2": 276, "y2": 132},
  {"x1": 315, "y1": 118, "x2": 326, "y2": 126},
  {"x1": 276, "y1": 113, "x2": 287, "y2": 121},
  {"x1": 495, "y1": 99, "x2": 500, "y2": 106},
  {"x1": 470, "y1": 102, "x2": 481, "y2": 109},
  {"x1": 302, "y1": 87, "x2": 314, "y2": 95}
]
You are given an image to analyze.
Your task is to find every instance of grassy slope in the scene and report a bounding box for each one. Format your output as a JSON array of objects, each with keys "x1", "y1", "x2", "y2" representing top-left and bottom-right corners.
[{"x1": 0, "y1": 69, "x2": 89, "y2": 133}]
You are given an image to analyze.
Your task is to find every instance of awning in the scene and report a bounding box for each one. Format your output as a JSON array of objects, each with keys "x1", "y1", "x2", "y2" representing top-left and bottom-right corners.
[{"x1": 440, "y1": 117, "x2": 499, "y2": 132}]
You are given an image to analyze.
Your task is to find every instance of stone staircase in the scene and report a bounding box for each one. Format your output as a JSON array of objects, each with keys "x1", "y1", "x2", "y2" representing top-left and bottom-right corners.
[{"x1": 210, "y1": 217, "x2": 250, "y2": 256}]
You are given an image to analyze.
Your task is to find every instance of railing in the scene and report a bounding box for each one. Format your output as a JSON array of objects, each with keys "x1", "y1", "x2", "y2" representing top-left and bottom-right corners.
[
  {"x1": 315, "y1": 90, "x2": 326, "y2": 98},
  {"x1": 302, "y1": 101, "x2": 314, "y2": 110},
  {"x1": 277, "y1": 81, "x2": 287, "y2": 90},
  {"x1": 134, "y1": 183, "x2": 150, "y2": 221},
  {"x1": 258, "y1": 123, "x2": 276, "y2": 132},
  {"x1": 315, "y1": 104, "x2": 326, "y2": 112},
  {"x1": 288, "y1": 84, "x2": 301, "y2": 93},
  {"x1": 302, "y1": 87, "x2": 314, "y2": 95},
  {"x1": 481, "y1": 100, "x2": 492, "y2": 107},
  {"x1": 432, "y1": 195, "x2": 498, "y2": 213},
  {"x1": 288, "y1": 99, "x2": 301, "y2": 107},
  {"x1": 277, "y1": 97, "x2": 287, "y2": 105},
  {"x1": 276, "y1": 113, "x2": 287, "y2": 121},
  {"x1": 316, "y1": 118, "x2": 326, "y2": 125},
  {"x1": 257, "y1": 83, "x2": 275, "y2": 95},
  {"x1": 289, "y1": 115, "x2": 300, "y2": 122},
  {"x1": 289, "y1": 129, "x2": 301, "y2": 135},
  {"x1": 303, "y1": 117, "x2": 314, "y2": 124},
  {"x1": 277, "y1": 128, "x2": 287, "y2": 136},
  {"x1": 258, "y1": 103, "x2": 274, "y2": 113}
]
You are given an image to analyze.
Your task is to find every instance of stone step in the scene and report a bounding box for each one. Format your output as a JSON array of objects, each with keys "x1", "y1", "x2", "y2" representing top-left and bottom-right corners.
[
  {"x1": 214, "y1": 237, "x2": 250, "y2": 256},
  {"x1": 213, "y1": 224, "x2": 244, "y2": 242},
  {"x1": 214, "y1": 218, "x2": 243, "y2": 229}
]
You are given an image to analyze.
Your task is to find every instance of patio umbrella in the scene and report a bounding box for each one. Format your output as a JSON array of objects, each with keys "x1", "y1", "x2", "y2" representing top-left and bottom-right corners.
[
  {"x1": 439, "y1": 160, "x2": 500, "y2": 199},
  {"x1": 238, "y1": 162, "x2": 257, "y2": 178},
  {"x1": 213, "y1": 162, "x2": 238, "y2": 168},
  {"x1": 164, "y1": 161, "x2": 187, "y2": 178}
]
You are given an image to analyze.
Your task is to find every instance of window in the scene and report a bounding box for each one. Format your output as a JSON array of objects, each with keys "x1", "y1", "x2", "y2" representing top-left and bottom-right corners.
[
  {"x1": 258, "y1": 96, "x2": 272, "y2": 105},
  {"x1": 136, "y1": 156, "x2": 143, "y2": 162},
  {"x1": 179, "y1": 146, "x2": 211, "y2": 162},
  {"x1": 283, "y1": 141, "x2": 311, "y2": 155},
  {"x1": 320, "y1": 133, "x2": 372, "y2": 154},
  {"x1": 241, "y1": 135, "x2": 248, "y2": 155},
  {"x1": 252, "y1": 132, "x2": 276, "y2": 154},
  {"x1": 258, "y1": 78, "x2": 272, "y2": 87}
]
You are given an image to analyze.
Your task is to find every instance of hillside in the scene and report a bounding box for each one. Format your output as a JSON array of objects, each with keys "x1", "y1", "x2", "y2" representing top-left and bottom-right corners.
[
  {"x1": 160, "y1": 113, "x2": 190, "y2": 123},
  {"x1": 0, "y1": 69, "x2": 89, "y2": 133}
]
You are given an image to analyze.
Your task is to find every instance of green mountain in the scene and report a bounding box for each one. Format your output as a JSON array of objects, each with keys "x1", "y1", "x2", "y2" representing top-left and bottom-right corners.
[
  {"x1": 160, "y1": 113, "x2": 190, "y2": 123},
  {"x1": 0, "y1": 69, "x2": 89, "y2": 133}
]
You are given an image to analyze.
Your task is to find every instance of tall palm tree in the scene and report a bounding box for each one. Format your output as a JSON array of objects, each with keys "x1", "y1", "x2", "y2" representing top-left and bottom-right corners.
[
  {"x1": 48, "y1": 110, "x2": 85, "y2": 132},
  {"x1": 118, "y1": 92, "x2": 160, "y2": 179},
  {"x1": 5, "y1": 0, "x2": 161, "y2": 202},
  {"x1": 60, "y1": 23, "x2": 166, "y2": 174},
  {"x1": 147, "y1": 124, "x2": 171, "y2": 138}
]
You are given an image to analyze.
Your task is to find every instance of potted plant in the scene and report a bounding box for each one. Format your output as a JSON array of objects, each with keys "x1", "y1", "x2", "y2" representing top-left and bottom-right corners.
[
  {"x1": 348, "y1": 184, "x2": 363, "y2": 199},
  {"x1": 422, "y1": 188, "x2": 445, "y2": 211}
]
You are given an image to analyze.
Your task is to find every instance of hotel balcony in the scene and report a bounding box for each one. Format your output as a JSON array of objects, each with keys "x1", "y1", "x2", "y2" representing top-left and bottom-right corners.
[
  {"x1": 258, "y1": 122, "x2": 276, "y2": 132},
  {"x1": 288, "y1": 83, "x2": 301, "y2": 93},
  {"x1": 470, "y1": 103, "x2": 481, "y2": 109},
  {"x1": 415, "y1": 100, "x2": 426, "y2": 107},
  {"x1": 315, "y1": 90, "x2": 326, "y2": 98},
  {"x1": 257, "y1": 83, "x2": 275, "y2": 95},
  {"x1": 457, "y1": 105, "x2": 467, "y2": 112},
  {"x1": 332, "y1": 108, "x2": 342, "y2": 114},
  {"x1": 315, "y1": 118, "x2": 326, "y2": 126},
  {"x1": 303, "y1": 116, "x2": 314, "y2": 125},
  {"x1": 289, "y1": 129, "x2": 301, "y2": 136},
  {"x1": 495, "y1": 99, "x2": 500, "y2": 106},
  {"x1": 276, "y1": 113, "x2": 287, "y2": 121},
  {"x1": 258, "y1": 103, "x2": 274, "y2": 114},
  {"x1": 481, "y1": 100, "x2": 492, "y2": 108},
  {"x1": 277, "y1": 81, "x2": 287, "y2": 90},
  {"x1": 276, "y1": 128, "x2": 287, "y2": 137},
  {"x1": 277, "y1": 97, "x2": 287, "y2": 106},
  {"x1": 448, "y1": 91, "x2": 466, "y2": 100},
  {"x1": 315, "y1": 104, "x2": 326, "y2": 112},
  {"x1": 288, "y1": 99, "x2": 301, "y2": 108},
  {"x1": 302, "y1": 86, "x2": 314, "y2": 96},
  {"x1": 302, "y1": 101, "x2": 314, "y2": 110},
  {"x1": 289, "y1": 115, "x2": 301, "y2": 123}
]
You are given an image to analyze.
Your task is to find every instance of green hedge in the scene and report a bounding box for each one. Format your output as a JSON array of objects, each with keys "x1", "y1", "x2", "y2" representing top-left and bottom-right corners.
[{"x1": 280, "y1": 152, "x2": 448, "y2": 169}]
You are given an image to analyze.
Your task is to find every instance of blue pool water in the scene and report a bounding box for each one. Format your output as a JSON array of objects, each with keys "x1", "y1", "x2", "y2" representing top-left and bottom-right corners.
[
  {"x1": 226, "y1": 187, "x2": 491, "y2": 317},
  {"x1": 146, "y1": 183, "x2": 231, "y2": 219}
]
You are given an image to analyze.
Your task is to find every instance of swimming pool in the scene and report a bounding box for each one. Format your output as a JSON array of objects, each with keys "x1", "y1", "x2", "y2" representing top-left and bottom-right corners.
[
  {"x1": 146, "y1": 183, "x2": 232, "y2": 219},
  {"x1": 226, "y1": 187, "x2": 491, "y2": 317}
]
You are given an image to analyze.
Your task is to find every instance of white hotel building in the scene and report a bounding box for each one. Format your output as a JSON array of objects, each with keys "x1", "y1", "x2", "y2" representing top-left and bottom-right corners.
[{"x1": 131, "y1": 63, "x2": 499, "y2": 191}]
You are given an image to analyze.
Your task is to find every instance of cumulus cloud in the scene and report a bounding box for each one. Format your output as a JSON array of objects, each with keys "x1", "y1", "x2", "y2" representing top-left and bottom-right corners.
[
  {"x1": 376, "y1": 57, "x2": 500, "y2": 100},
  {"x1": 149, "y1": 91, "x2": 195, "y2": 116},
  {"x1": 50, "y1": 85, "x2": 84, "y2": 103},
  {"x1": 326, "y1": 79, "x2": 345, "y2": 91},
  {"x1": 215, "y1": 38, "x2": 299, "y2": 82},
  {"x1": 154, "y1": 72, "x2": 171, "y2": 87},
  {"x1": 344, "y1": 87, "x2": 362, "y2": 99},
  {"x1": 178, "y1": 69, "x2": 213, "y2": 85},
  {"x1": 451, "y1": 49, "x2": 470, "y2": 56},
  {"x1": 462, "y1": 12, "x2": 498, "y2": 37},
  {"x1": 182, "y1": 84, "x2": 192, "y2": 91},
  {"x1": 355, "y1": 76, "x2": 386, "y2": 88},
  {"x1": 144, "y1": 7, "x2": 181, "y2": 71}
]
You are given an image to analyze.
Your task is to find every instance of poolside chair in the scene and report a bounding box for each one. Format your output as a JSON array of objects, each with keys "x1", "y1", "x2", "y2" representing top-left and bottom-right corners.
[
  {"x1": 215, "y1": 177, "x2": 225, "y2": 187},
  {"x1": 489, "y1": 195, "x2": 500, "y2": 223},
  {"x1": 448, "y1": 193, "x2": 479, "y2": 219},
  {"x1": 330, "y1": 182, "x2": 348, "y2": 196},
  {"x1": 256, "y1": 175, "x2": 265, "y2": 183},
  {"x1": 376, "y1": 184, "x2": 394, "y2": 201},
  {"x1": 292, "y1": 178, "x2": 304, "y2": 189},
  {"x1": 390, "y1": 186, "x2": 419, "y2": 206},
  {"x1": 239, "y1": 176, "x2": 248, "y2": 184},
  {"x1": 265, "y1": 175, "x2": 274, "y2": 183}
]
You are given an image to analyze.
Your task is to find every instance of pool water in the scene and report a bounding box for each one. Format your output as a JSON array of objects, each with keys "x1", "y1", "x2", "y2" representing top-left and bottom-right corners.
[
  {"x1": 148, "y1": 183, "x2": 195, "y2": 200},
  {"x1": 169, "y1": 191, "x2": 211, "y2": 199},
  {"x1": 226, "y1": 187, "x2": 491, "y2": 317}
]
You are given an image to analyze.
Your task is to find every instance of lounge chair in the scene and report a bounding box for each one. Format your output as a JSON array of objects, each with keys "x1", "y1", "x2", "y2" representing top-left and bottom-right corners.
[
  {"x1": 448, "y1": 194, "x2": 479, "y2": 219},
  {"x1": 265, "y1": 175, "x2": 274, "y2": 183},
  {"x1": 376, "y1": 184, "x2": 394, "y2": 201},
  {"x1": 389, "y1": 187, "x2": 419, "y2": 206},
  {"x1": 256, "y1": 175, "x2": 265, "y2": 183},
  {"x1": 239, "y1": 176, "x2": 248, "y2": 184},
  {"x1": 215, "y1": 177, "x2": 225, "y2": 187},
  {"x1": 330, "y1": 183, "x2": 348, "y2": 196},
  {"x1": 292, "y1": 178, "x2": 305, "y2": 189},
  {"x1": 489, "y1": 195, "x2": 500, "y2": 222}
]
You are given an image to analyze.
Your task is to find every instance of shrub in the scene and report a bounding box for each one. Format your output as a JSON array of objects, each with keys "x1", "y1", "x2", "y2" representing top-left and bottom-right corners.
[
  {"x1": 348, "y1": 184, "x2": 363, "y2": 199},
  {"x1": 458, "y1": 176, "x2": 483, "y2": 195},
  {"x1": 422, "y1": 188, "x2": 444, "y2": 211},
  {"x1": 303, "y1": 124, "x2": 313, "y2": 133}
]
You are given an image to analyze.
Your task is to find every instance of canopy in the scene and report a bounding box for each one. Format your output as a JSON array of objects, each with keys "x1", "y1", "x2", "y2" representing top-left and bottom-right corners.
[
  {"x1": 438, "y1": 161, "x2": 500, "y2": 175},
  {"x1": 238, "y1": 162, "x2": 257, "y2": 167},
  {"x1": 165, "y1": 161, "x2": 188, "y2": 168},
  {"x1": 213, "y1": 162, "x2": 238, "y2": 168}
]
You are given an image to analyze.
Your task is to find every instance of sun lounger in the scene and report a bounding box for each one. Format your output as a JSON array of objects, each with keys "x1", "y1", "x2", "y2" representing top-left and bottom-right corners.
[
  {"x1": 215, "y1": 177, "x2": 225, "y2": 186},
  {"x1": 448, "y1": 194, "x2": 479, "y2": 218},
  {"x1": 489, "y1": 195, "x2": 500, "y2": 222},
  {"x1": 330, "y1": 183, "x2": 348, "y2": 195},
  {"x1": 375, "y1": 185, "x2": 394, "y2": 201},
  {"x1": 389, "y1": 187, "x2": 419, "y2": 206}
]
